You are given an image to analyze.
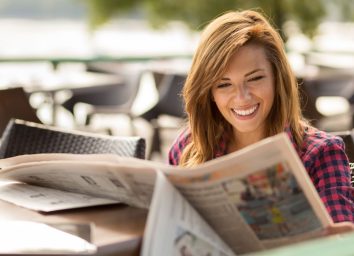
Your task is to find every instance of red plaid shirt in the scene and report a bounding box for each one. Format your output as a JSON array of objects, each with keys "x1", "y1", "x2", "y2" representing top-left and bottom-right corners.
[{"x1": 168, "y1": 126, "x2": 354, "y2": 223}]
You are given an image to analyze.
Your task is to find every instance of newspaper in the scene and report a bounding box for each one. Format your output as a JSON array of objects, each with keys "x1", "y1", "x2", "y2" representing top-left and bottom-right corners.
[
  {"x1": 0, "y1": 133, "x2": 333, "y2": 254},
  {"x1": 142, "y1": 172, "x2": 235, "y2": 256}
]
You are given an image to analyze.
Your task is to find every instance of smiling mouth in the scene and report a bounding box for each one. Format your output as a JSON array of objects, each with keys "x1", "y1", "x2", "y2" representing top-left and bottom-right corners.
[{"x1": 232, "y1": 104, "x2": 259, "y2": 117}]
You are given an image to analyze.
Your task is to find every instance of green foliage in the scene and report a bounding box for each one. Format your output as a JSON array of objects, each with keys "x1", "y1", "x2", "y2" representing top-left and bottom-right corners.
[
  {"x1": 144, "y1": 0, "x2": 240, "y2": 30},
  {"x1": 339, "y1": 0, "x2": 354, "y2": 21},
  {"x1": 84, "y1": 0, "x2": 354, "y2": 38},
  {"x1": 85, "y1": 0, "x2": 141, "y2": 29},
  {"x1": 287, "y1": 0, "x2": 326, "y2": 37}
]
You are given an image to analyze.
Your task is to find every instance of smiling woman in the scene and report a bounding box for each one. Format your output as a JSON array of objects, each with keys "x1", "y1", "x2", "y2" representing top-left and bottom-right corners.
[
  {"x1": 211, "y1": 44, "x2": 275, "y2": 151},
  {"x1": 169, "y1": 10, "x2": 302, "y2": 166},
  {"x1": 168, "y1": 10, "x2": 353, "y2": 229}
]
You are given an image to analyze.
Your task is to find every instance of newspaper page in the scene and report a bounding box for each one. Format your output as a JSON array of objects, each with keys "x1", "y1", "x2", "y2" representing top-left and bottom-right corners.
[
  {"x1": 0, "y1": 181, "x2": 119, "y2": 212},
  {"x1": 164, "y1": 133, "x2": 332, "y2": 255},
  {"x1": 0, "y1": 155, "x2": 162, "y2": 211},
  {"x1": 141, "y1": 172, "x2": 235, "y2": 256},
  {"x1": 0, "y1": 153, "x2": 182, "y2": 212}
]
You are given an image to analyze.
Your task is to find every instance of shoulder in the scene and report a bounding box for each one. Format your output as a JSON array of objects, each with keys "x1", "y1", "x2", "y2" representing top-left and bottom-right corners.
[
  {"x1": 301, "y1": 126, "x2": 345, "y2": 155},
  {"x1": 300, "y1": 126, "x2": 350, "y2": 178},
  {"x1": 168, "y1": 128, "x2": 191, "y2": 165}
]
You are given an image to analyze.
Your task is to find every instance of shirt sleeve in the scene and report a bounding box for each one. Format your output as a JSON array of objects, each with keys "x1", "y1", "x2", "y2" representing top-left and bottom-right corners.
[
  {"x1": 168, "y1": 129, "x2": 191, "y2": 166},
  {"x1": 303, "y1": 136, "x2": 354, "y2": 223}
]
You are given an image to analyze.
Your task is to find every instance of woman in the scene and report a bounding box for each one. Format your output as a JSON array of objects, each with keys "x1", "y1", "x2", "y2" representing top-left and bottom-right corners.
[{"x1": 168, "y1": 10, "x2": 353, "y2": 229}]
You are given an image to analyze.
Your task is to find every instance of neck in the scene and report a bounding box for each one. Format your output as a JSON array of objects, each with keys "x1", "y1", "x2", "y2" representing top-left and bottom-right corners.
[{"x1": 228, "y1": 130, "x2": 266, "y2": 153}]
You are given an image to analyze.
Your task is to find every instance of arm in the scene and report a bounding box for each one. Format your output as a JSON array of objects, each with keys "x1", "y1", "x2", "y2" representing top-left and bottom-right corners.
[{"x1": 303, "y1": 135, "x2": 353, "y2": 223}]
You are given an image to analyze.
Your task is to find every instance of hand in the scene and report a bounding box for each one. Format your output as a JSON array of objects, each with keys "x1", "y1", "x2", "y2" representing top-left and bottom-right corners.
[{"x1": 324, "y1": 222, "x2": 354, "y2": 236}]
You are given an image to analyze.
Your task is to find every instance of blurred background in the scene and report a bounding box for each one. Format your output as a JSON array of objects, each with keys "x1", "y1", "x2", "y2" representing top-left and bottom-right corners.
[{"x1": 1, "y1": 0, "x2": 354, "y2": 161}]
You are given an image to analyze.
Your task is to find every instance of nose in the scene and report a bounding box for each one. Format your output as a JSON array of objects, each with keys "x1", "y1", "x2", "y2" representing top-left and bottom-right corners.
[{"x1": 235, "y1": 82, "x2": 251, "y2": 100}]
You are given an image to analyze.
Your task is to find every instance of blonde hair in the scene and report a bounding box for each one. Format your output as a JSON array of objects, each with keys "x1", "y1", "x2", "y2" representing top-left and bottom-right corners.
[{"x1": 180, "y1": 10, "x2": 304, "y2": 167}]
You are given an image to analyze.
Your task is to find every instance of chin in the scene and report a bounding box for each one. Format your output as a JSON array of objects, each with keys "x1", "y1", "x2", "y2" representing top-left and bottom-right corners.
[{"x1": 233, "y1": 122, "x2": 262, "y2": 134}]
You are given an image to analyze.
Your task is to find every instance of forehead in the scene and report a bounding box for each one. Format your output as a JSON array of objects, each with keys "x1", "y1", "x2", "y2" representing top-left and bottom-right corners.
[{"x1": 224, "y1": 44, "x2": 271, "y2": 76}]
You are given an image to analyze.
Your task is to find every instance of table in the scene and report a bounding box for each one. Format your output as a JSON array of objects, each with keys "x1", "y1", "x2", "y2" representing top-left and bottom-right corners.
[
  {"x1": 25, "y1": 71, "x2": 124, "y2": 125},
  {"x1": 0, "y1": 56, "x2": 193, "y2": 126},
  {"x1": 0, "y1": 200, "x2": 147, "y2": 255}
]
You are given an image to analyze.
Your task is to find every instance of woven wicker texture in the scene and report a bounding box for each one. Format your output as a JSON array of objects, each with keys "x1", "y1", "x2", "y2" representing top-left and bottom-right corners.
[{"x1": 0, "y1": 119, "x2": 145, "y2": 159}]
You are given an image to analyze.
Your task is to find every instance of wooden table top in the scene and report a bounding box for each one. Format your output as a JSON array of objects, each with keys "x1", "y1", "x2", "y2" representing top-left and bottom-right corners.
[{"x1": 0, "y1": 200, "x2": 148, "y2": 256}]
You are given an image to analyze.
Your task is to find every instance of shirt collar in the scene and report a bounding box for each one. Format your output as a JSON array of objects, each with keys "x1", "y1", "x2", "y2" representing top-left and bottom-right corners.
[{"x1": 216, "y1": 124, "x2": 299, "y2": 159}]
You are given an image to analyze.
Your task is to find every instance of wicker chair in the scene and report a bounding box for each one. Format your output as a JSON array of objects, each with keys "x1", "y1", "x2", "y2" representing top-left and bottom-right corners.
[
  {"x1": 62, "y1": 64, "x2": 143, "y2": 135},
  {"x1": 0, "y1": 119, "x2": 146, "y2": 159},
  {"x1": 139, "y1": 73, "x2": 187, "y2": 159},
  {"x1": 0, "y1": 87, "x2": 41, "y2": 135}
]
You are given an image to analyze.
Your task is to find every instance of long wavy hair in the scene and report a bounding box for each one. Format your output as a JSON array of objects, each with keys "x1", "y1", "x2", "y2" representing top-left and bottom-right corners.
[{"x1": 179, "y1": 10, "x2": 304, "y2": 167}]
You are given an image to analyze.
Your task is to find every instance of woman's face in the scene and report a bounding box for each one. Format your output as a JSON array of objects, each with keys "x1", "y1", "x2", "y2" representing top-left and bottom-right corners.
[{"x1": 211, "y1": 44, "x2": 275, "y2": 139}]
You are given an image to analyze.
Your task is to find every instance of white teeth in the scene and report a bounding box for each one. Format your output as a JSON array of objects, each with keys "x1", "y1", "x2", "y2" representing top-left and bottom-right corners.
[{"x1": 233, "y1": 105, "x2": 258, "y2": 116}]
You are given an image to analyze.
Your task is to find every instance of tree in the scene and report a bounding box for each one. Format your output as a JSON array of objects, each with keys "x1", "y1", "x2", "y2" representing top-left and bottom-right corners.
[
  {"x1": 84, "y1": 0, "x2": 354, "y2": 39},
  {"x1": 85, "y1": 0, "x2": 141, "y2": 29}
]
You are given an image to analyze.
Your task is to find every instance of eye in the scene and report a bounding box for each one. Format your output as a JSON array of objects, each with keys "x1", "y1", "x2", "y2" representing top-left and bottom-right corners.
[
  {"x1": 216, "y1": 83, "x2": 231, "y2": 89},
  {"x1": 247, "y1": 75, "x2": 264, "y2": 82}
]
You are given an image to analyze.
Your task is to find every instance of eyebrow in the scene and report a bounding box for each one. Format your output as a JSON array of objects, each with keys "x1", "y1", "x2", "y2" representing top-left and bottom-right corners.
[{"x1": 221, "y1": 68, "x2": 264, "y2": 80}]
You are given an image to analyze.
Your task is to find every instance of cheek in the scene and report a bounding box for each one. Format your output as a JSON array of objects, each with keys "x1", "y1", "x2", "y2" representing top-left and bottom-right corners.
[
  {"x1": 213, "y1": 94, "x2": 229, "y2": 111},
  {"x1": 262, "y1": 85, "x2": 275, "y2": 110},
  {"x1": 256, "y1": 81, "x2": 274, "y2": 100}
]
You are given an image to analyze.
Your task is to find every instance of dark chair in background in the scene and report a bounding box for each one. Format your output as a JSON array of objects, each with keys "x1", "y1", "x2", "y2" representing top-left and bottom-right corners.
[
  {"x1": 298, "y1": 75, "x2": 354, "y2": 131},
  {"x1": 62, "y1": 63, "x2": 143, "y2": 135},
  {"x1": 0, "y1": 119, "x2": 146, "y2": 159},
  {"x1": 139, "y1": 73, "x2": 187, "y2": 159},
  {"x1": 301, "y1": 72, "x2": 354, "y2": 186},
  {"x1": 0, "y1": 87, "x2": 41, "y2": 135}
]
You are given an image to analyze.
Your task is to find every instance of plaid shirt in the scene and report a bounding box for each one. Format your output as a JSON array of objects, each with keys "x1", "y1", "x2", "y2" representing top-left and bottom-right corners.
[{"x1": 168, "y1": 126, "x2": 354, "y2": 223}]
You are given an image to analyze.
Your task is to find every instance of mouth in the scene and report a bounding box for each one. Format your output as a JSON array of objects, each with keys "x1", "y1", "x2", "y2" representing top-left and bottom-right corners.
[{"x1": 232, "y1": 104, "x2": 259, "y2": 117}]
